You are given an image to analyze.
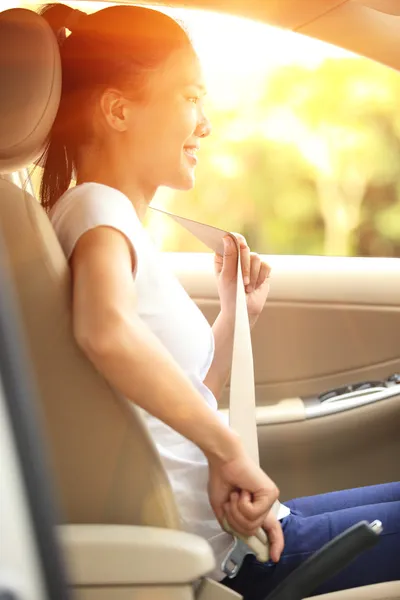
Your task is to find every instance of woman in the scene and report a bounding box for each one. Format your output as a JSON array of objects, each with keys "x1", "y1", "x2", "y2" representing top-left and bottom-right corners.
[{"x1": 40, "y1": 4, "x2": 400, "y2": 598}]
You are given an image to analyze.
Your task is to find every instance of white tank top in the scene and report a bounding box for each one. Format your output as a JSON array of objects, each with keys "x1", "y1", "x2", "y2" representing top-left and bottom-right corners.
[{"x1": 50, "y1": 182, "x2": 234, "y2": 580}]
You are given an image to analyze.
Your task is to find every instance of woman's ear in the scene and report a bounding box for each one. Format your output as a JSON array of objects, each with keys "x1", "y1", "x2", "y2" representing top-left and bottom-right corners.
[{"x1": 99, "y1": 89, "x2": 131, "y2": 132}]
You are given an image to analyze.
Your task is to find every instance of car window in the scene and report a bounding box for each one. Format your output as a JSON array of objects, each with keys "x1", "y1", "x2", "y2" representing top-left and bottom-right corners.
[{"x1": 20, "y1": 0, "x2": 400, "y2": 258}]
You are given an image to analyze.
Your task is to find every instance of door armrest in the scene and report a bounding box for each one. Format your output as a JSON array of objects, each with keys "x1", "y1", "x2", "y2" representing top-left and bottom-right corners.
[{"x1": 58, "y1": 524, "x2": 216, "y2": 585}]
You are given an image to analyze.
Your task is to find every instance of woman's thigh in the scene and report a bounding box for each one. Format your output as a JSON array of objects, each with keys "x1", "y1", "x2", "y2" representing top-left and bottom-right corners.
[
  {"x1": 286, "y1": 482, "x2": 400, "y2": 517},
  {"x1": 222, "y1": 498, "x2": 400, "y2": 600}
]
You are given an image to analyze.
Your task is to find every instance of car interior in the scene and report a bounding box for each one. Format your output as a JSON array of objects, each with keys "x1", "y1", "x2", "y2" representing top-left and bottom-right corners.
[{"x1": 0, "y1": 0, "x2": 399, "y2": 599}]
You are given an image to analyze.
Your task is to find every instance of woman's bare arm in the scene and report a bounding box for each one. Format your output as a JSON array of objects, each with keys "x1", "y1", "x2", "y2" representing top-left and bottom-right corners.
[
  {"x1": 70, "y1": 226, "x2": 280, "y2": 539},
  {"x1": 70, "y1": 226, "x2": 240, "y2": 463},
  {"x1": 204, "y1": 310, "x2": 234, "y2": 401}
]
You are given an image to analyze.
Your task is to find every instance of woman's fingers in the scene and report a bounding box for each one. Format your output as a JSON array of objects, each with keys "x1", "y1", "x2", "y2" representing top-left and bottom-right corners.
[
  {"x1": 238, "y1": 237, "x2": 251, "y2": 286},
  {"x1": 229, "y1": 233, "x2": 250, "y2": 286},
  {"x1": 216, "y1": 233, "x2": 272, "y2": 293},
  {"x1": 224, "y1": 491, "x2": 265, "y2": 536},
  {"x1": 224, "y1": 495, "x2": 285, "y2": 561},
  {"x1": 256, "y1": 260, "x2": 271, "y2": 289},
  {"x1": 238, "y1": 489, "x2": 266, "y2": 521},
  {"x1": 263, "y1": 512, "x2": 285, "y2": 563},
  {"x1": 248, "y1": 253, "x2": 261, "y2": 293},
  {"x1": 232, "y1": 235, "x2": 271, "y2": 292}
]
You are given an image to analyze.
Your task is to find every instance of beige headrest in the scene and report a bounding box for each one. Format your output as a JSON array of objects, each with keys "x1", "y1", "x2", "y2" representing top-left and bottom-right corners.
[{"x1": 0, "y1": 9, "x2": 61, "y2": 174}]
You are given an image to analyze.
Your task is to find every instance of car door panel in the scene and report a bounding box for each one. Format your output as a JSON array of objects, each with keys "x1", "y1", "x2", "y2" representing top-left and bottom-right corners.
[
  {"x1": 256, "y1": 393, "x2": 400, "y2": 501},
  {"x1": 168, "y1": 253, "x2": 400, "y2": 496}
]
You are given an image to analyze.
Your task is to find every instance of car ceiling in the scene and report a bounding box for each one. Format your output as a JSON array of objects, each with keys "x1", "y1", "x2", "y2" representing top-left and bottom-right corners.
[{"x1": 59, "y1": 0, "x2": 400, "y2": 72}]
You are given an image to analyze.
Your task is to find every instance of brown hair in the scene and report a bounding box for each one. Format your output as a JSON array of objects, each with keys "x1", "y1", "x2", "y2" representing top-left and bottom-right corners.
[{"x1": 38, "y1": 3, "x2": 192, "y2": 212}]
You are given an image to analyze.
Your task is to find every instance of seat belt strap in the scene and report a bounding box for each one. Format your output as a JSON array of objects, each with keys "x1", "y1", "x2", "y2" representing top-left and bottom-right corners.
[{"x1": 151, "y1": 207, "x2": 280, "y2": 560}]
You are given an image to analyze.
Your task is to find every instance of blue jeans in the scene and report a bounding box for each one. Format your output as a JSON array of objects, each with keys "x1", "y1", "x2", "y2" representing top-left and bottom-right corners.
[{"x1": 221, "y1": 483, "x2": 400, "y2": 599}]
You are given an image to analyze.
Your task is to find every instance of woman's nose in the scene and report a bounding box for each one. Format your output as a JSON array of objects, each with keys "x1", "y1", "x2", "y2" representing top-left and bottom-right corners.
[{"x1": 196, "y1": 113, "x2": 212, "y2": 138}]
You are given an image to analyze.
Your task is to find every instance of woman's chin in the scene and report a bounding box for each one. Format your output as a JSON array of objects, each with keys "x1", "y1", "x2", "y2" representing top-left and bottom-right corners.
[
  {"x1": 168, "y1": 172, "x2": 196, "y2": 191},
  {"x1": 181, "y1": 176, "x2": 196, "y2": 191}
]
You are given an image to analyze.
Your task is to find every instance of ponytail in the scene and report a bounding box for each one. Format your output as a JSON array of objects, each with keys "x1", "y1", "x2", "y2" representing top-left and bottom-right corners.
[
  {"x1": 38, "y1": 131, "x2": 73, "y2": 213},
  {"x1": 39, "y1": 3, "x2": 73, "y2": 45},
  {"x1": 38, "y1": 4, "x2": 83, "y2": 212}
]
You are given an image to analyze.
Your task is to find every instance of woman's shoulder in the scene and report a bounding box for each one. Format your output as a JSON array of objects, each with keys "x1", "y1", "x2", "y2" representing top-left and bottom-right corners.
[
  {"x1": 49, "y1": 182, "x2": 145, "y2": 263},
  {"x1": 49, "y1": 182, "x2": 136, "y2": 223}
]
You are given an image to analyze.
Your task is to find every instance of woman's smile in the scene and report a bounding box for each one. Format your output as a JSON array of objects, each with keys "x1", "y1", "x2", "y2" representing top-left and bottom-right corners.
[{"x1": 183, "y1": 144, "x2": 199, "y2": 166}]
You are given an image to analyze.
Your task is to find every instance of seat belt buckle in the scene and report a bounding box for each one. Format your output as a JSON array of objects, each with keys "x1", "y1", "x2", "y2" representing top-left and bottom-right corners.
[{"x1": 221, "y1": 518, "x2": 270, "y2": 578}]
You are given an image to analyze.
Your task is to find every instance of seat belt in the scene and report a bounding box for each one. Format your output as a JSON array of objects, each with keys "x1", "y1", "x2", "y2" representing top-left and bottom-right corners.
[
  {"x1": 151, "y1": 210, "x2": 386, "y2": 593},
  {"x1": 151, "y1": 207, "x2": 280, "y2": 567}
]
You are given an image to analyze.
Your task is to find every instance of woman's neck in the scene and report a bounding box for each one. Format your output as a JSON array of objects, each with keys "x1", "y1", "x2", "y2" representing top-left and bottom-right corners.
[{"x1": 76, "y1": 145, "x2": 156, "y2": 222}]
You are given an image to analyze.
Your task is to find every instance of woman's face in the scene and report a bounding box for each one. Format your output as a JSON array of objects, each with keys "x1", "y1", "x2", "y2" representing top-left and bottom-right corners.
[{"x1": 122, "y1": 48, "x2": 211, "y2": 193}]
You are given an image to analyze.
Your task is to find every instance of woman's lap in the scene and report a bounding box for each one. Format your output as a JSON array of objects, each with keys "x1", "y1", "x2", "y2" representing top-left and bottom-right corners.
[
  {"x1": 286, "y1": 482, "x2": 400, "y2": 517},
  {"x1": 222, "y1": 483, "x2": 400, "y2": 600}
]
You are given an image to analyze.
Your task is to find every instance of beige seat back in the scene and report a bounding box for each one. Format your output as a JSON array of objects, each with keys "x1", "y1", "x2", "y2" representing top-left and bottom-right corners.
[{"x1": 0, "y1": 7, "x2": 180, "y2": 531}]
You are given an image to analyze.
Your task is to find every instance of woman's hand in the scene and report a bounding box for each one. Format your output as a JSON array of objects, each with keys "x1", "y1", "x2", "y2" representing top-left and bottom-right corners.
[
  {"x1": 206, "y1": 443, "x2": 280, "y2": 538},
  {"x1": 222, "y1": 491, "x2": 285, "y2": 562},
  {"x1": 214, "y1": 234, "x2": 271, "y2": 325}
]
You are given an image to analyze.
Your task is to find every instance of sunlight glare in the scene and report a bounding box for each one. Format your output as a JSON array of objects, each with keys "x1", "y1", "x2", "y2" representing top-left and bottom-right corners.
[{"x1": 22, "y1": 0, "x2": 358, "y2": 106}]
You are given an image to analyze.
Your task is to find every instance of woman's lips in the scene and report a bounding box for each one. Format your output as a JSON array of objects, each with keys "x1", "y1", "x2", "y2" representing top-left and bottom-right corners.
[{"x1": 184, "y1": 146, "x2": 199, "y2": 166}]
